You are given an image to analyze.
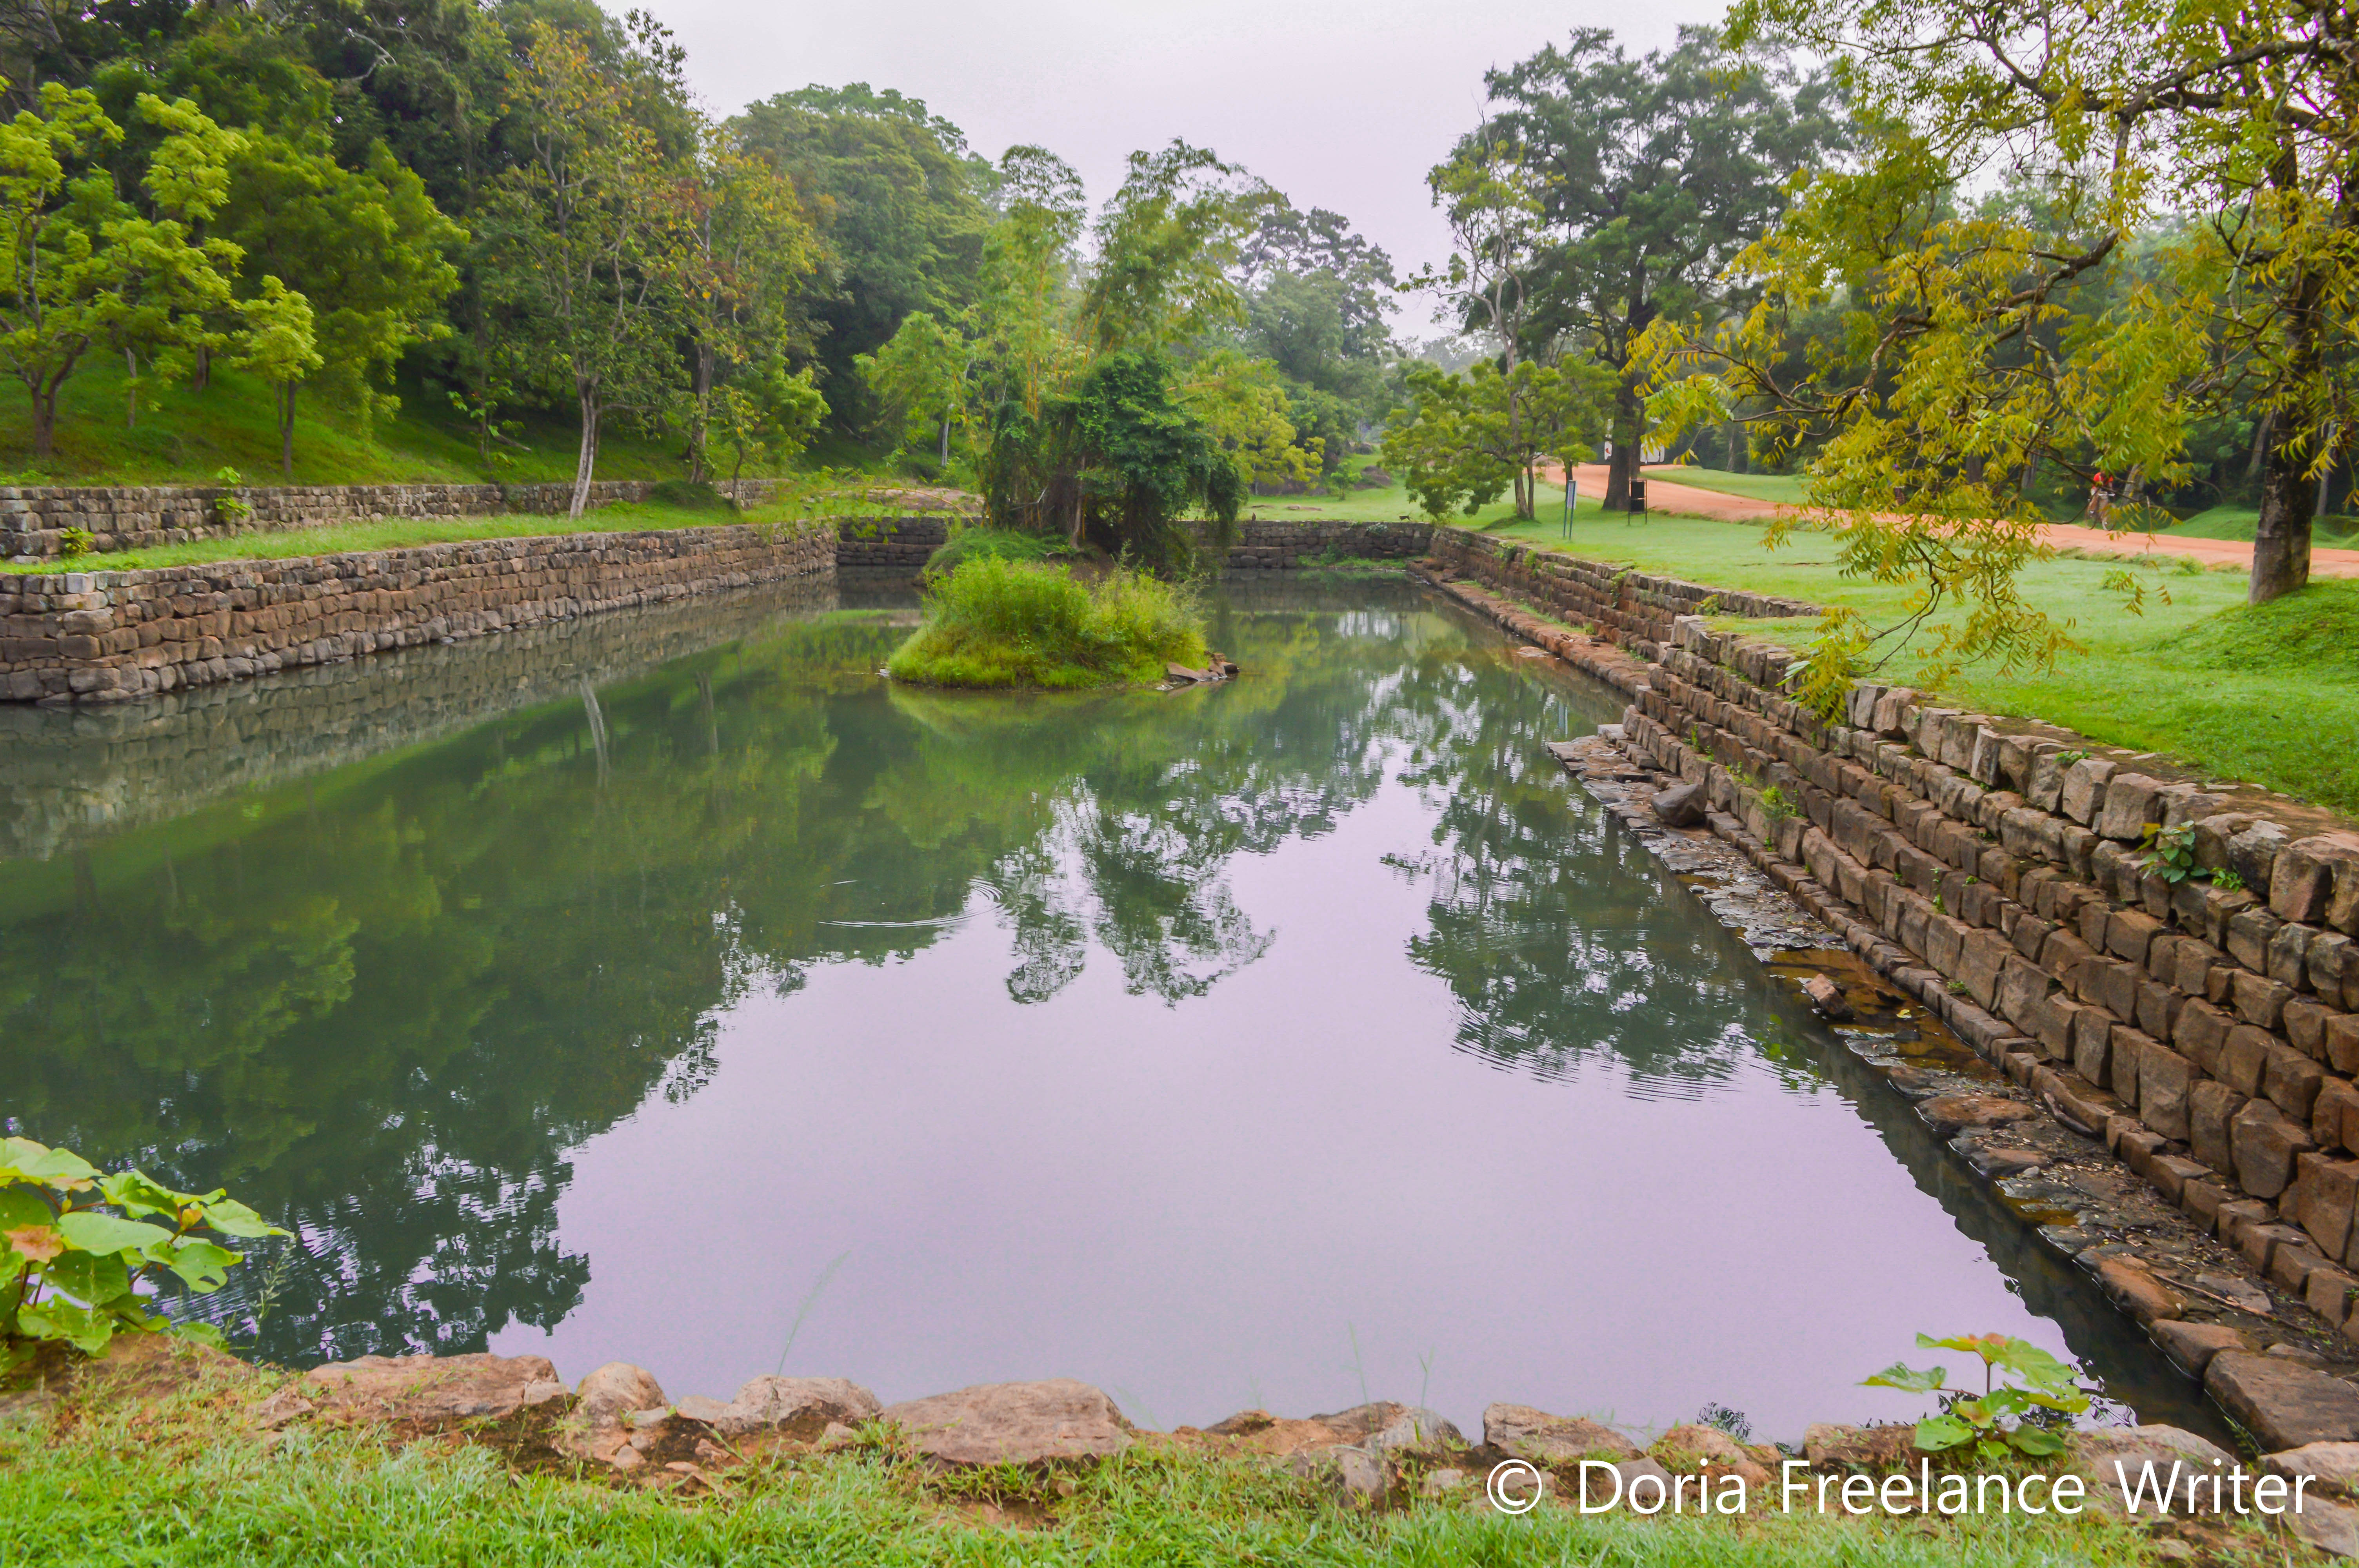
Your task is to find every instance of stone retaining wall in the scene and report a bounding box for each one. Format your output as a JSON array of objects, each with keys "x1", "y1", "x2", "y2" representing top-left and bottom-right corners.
[
  {"x1": 1427, "y1": 525, "x2": 2359, "y2": 1350},
  {"x1": 0, "y1": 523, "x2": 834, "y2": 704},
  {"x1": 835, "y1": 515, "x2": 947, "y2": 572},
  {"x1": 1428, "y1": 526, "x2": 1820, "y2": 630},
  {"x1": 0, "y1": 479, "x2": 800, "y2": 560},
  {"x1": 0, "y1": 576, "x2": 838, "y2": 862},
  {"x1": 1222, "y1": 520, "x2": 1433, "y2": 570}
]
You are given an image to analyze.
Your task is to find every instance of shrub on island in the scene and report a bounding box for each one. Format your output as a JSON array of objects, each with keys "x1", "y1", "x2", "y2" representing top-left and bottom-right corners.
[{"x1": 885, "y1": 556, "x2": 1207, "y2": 690}]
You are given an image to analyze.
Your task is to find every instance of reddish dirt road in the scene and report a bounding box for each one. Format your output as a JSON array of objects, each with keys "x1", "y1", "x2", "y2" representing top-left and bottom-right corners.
[{"x1": 1545, "y1": 463, "x2": 2359, "y2": 581}]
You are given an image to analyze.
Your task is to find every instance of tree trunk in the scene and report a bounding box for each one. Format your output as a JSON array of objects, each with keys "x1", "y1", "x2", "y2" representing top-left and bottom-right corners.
[
  {"x1": 940, "y1": 415, "x2": 950, "y2": 467},
  {"x1": 30, "y1": 385, "x2": 55, "y2": 459},
  {"x1": 1605, "y1": 382, "x2": 1643, "y2": 510},
  {"x1": 278, "y1": 383, "x2": 296, "y2": 478},
  {"x1": 571, "y1": 379, "x2": 600, "y2": 520},
  {"x1": 2252, "y1": 429, "x2": 2314, "y2": 604},
  {"x1": 125, "y1": 347, "x2": 137, "y2": 429},
  {"x1": 688, "y1": 345, "x2": 713, "y2": 484}
]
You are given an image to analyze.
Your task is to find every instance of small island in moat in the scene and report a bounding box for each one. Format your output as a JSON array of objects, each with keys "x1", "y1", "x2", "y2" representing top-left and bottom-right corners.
[{"x1": 885, "y1": 551, "x2": 1214, "y2": 691}]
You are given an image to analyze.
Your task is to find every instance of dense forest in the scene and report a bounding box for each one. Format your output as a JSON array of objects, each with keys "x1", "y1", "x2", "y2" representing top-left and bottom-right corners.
[
  {"x1": 0, "y1": 0, "x2": 1404, "y2": 541},
  {"x1": 4, "y1": 0, "x2": 2350, "y2": 608}
]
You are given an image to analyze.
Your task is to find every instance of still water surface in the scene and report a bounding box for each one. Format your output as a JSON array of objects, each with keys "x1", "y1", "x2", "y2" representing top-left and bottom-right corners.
[{"x1": 0, "y1": 578, "x2": 2209, "y2": 1438}]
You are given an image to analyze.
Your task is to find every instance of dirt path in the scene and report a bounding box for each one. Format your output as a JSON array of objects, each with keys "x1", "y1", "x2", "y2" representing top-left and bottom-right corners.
[{"x1": 1545, "y1": 462, "x2": 2359, "y2": 581}]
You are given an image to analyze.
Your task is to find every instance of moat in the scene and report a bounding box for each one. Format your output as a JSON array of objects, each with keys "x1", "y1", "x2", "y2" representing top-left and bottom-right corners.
[{"x1": 0, "y1": 576, "x2": 2210, "y2": 1437}]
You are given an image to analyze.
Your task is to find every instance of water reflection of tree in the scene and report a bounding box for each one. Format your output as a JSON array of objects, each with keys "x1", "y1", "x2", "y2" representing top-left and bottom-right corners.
[
  {"x1": 0, "y1": 599, "x2": 1449, "y2": 1359},
  {"x1": 1378, "y1": 645, "x2": 1771, "y2": 1093}
]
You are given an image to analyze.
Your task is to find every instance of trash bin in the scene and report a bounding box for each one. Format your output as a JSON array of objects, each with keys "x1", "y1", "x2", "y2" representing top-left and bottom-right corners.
[{"x1": 1627, "y1": 479, "x2": 1648, "y2": 514}]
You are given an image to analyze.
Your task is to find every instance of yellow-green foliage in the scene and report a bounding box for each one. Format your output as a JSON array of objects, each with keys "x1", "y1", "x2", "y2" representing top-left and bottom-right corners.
[{"x1": 887, "y1": 557, "x2": 1207, "y2": 690}]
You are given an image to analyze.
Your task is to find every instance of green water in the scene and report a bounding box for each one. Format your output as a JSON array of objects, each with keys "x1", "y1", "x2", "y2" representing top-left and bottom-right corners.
[{"x1": 0, "y1": 577, "x2": 2212, "y2": 1438}]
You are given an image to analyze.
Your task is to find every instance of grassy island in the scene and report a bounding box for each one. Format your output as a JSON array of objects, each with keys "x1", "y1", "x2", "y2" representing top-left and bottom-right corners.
[{"x1": 885, "y1": 557, "x2": 1209, "y2": 690}]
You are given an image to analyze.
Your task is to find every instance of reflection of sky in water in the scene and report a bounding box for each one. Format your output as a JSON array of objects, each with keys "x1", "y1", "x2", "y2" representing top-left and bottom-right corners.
[{"x1": 0, "y1": 583, "x2": 2210, "y2": 1440}]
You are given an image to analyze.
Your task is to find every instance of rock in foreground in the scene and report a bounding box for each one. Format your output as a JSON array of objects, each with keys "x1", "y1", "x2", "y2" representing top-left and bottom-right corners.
[{"x1": 882, "y1": 1379, "x2": 1133, "y2": 1465}]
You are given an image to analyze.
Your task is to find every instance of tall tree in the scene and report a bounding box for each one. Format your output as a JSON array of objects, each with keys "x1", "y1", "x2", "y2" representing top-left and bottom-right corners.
[
  {"x1": 674, "y1": 123, "x2": 819, "y2": 483},
  {"x1": 1458, "y1": 26, "x2": 1845, "y2": 508},
  {"x1": 1647, "y1": 0, "x2": 2359, "y2": 684},
  {"x1": 485, "y1": 20, "x2": 683, "y2": 518},
  {"x1": 731, "y1": 82, "x2": 990, "y2": 430},
  {"x1": 1080, "y1": 140, "x2": 1259, "y2": 355}
]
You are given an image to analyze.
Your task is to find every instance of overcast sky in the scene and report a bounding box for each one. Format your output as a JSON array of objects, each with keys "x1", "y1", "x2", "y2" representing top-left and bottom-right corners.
[{"x1": 643, "y1": 0, "x2": 1730, "y2": 318}]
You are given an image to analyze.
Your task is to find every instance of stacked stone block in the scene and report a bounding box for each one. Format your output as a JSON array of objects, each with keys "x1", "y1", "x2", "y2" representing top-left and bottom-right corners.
[
  {"x1": 1428, "y1": 523, "x2": 2359, "y2": 1345},
  {"x1": 1222, "y1": 521, "x2": 1434, "y2": 569},
  {"x1": 834, "y1": 517, "x2": 948, "y2": 571}
]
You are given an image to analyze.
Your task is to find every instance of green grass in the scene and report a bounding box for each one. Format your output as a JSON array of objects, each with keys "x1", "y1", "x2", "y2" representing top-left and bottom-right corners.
[
  {"x1": 2163, "y1": 505, "x2": 2359, "y2": 548},
  {"x1": 1642, "y1": 466, "x2": 1812, "y2": 506},
  {"x1": 0, "y1": 359, "x2": 706, "y2": 487},
  {"x1": 1472, "y1": 510, "x2": 2359, "y2": 814},
  {"x1": 887, "y1": 557, "x2": 1208, "y2": 689},
  {"x1": 923, "y1": 524, "x2": 1080, "y2": 575},
  {"x1": 1, "y1": 501, "x2": 834, "y2": 574},
  {"x1": 0, "y1": 1384, "x2": 2194, "y2": 1568}
]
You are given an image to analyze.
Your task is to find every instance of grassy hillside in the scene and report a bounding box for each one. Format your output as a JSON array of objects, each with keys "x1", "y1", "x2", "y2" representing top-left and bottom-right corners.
[{"x1": 0, "y1": 359, "x2": 753, "y2": 487}]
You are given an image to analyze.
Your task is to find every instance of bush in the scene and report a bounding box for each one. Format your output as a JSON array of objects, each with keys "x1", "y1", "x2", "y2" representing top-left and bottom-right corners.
[
  {"x1": 2, "y1": 1138, "x2": 284, "y2": 1369},
  {"x1": 646, "y1": 479, "x2": 738, "y2": 513},
  {"x1": 886, "y1": 557, "x2": 1208, "y2": 690}
]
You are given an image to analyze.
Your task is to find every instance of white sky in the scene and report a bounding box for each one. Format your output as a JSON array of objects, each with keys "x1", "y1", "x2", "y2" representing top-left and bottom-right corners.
[{"x1": 645, "y1": 0, "x2": 1730, "y2": 303}]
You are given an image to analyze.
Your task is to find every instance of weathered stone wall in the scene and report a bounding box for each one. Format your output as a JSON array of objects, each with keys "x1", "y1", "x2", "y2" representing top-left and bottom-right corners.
[
  {"x1": 835, "y1": 515, "x2": 947, "y2": 572},
  {"x1": 1222, "y1": 520, "x2": 1433, "y2": 570},
  {"x1": 1427, "y1": 525, "x2": 2359, "y2": 1345},
  {"x1": 0, "y1": 523, "x2": 835, "y2": 704},
  {"x1": 0, "y1": 479, "x2": 802, "y2": 560},
  {"x1": 1428, "y1": 526, "x2": 1820, "y2": 630},
  {"x1": 0, "y1": 575, "x2": 838, "y2": 862}
]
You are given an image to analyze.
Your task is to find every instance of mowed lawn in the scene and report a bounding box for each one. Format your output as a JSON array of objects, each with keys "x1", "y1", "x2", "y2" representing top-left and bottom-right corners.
[{"x1": 1475, "y1": 509, "x2": 2359, "y2": 817}]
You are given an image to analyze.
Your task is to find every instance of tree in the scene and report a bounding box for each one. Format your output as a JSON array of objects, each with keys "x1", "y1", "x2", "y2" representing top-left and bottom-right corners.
[
  {"x1": 0, "y1": 83, "x2": 248, "y2": 458},
  {"x1": 1462, "y1": 27, "x2": 1845, "y2": 509},
  {"x1": 1180, "y1": 347, "x2": 1321, "y2": 491},
  {"x1": 485, "y1": 21, "x2": 684, "y2": 518},
  {"x1": 1407, "y1": 142, "x2": 1558, "y2": 517},
  {"x1": 731, "y1": 82, "x2": 990, "y2": 430},
  {"x1": 1706, "y1": 0, "x2": 2359, "y2": 608},
  {"x1": 231, "y1": 274, "x2": 321, "y2": 475},
  {"x1": 1080, "y1": 140, "x2": 1261, "y2": 355},
  {"x1": 713, "y1": 353, "x2": 825, "y2": 500},
  {"x1": 983, "y1": 350, "x2": 1243, "y2": 565},
  {"x1": 856, "y1": 308, "x2": 970, "y2": 465},
  {"x1": 1231, "y1": 195, "x2": 1398, "y2": 417},
  {"x1": 1381, "y1": 357, "x2": 1612, "y2": 521},
  {"x1": 675, "y1": 123, "x2": 819, "y2": 483},
  {"x1": 218, "y1": 138, "x2": 463, "y2": 464},
  {"x1": 974, "y1": 144, "x2": 1084, "y2": 421}
]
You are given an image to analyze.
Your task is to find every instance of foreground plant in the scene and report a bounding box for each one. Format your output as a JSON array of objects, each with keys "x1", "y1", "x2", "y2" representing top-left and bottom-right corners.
[
  {"x1": 2, "y1": 1137, "x2": 284, "y2": 1370},
  {"x1": 1865, "y1": 1333, "x2": 2089, "y2": 1463}
]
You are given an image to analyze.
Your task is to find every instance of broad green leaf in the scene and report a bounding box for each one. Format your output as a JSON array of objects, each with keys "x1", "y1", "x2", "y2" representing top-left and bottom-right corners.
[
  {"x1": 100, "y1": 1170, "x2": 195, "y2": 1219},
  {"x1": 18, "y1": 1298, "x2": 115, "y2": 1355},
  {"x1": 45, "y1": 1247, "x2": 132, "y2": 1307},
  {"x1": 1863, "y1": 1360, "x2": 1947, "y2": 1392},
  {"x1": 173, "y1": 1321, "x2": 227, "y2": 1349},
  {"x1": 197, "y1": 1198, "x2": 285, "y2": 1240},
  {"x1": 2009, "y1": 1426, "x2": 2066, "y2": 1455},
  {"x1": 56, "y1": 1210, "x2": 173, "y2": 1257},
  {"x1": 1914, "y1": 1415, "x2": 1973, "y2": 1450},
  {"x1": 0, "y1": 1188, "x2": 53, "y2": 1231},
  {"x1": 149, "y1": 1237, "x2": 240, "y2": 1294},
  {"x1": 0, "y1": 1141, "x2": 97, "y2": 1190}
]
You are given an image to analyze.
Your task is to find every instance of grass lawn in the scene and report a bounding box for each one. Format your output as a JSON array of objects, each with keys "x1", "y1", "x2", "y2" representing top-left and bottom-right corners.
[
  {"x1": 1476, "y1": 510, "x2": 2359, "y2": 816},
  {"x1": 0, "y1": 1387, "x2": 2209, "y2": 1568},
  {"x1": 1642, "y1": 466, "x2": 1812, "y2": 506},
  {"x1": 0, "y1": 498, "x2": 854, "y2": 575}
]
